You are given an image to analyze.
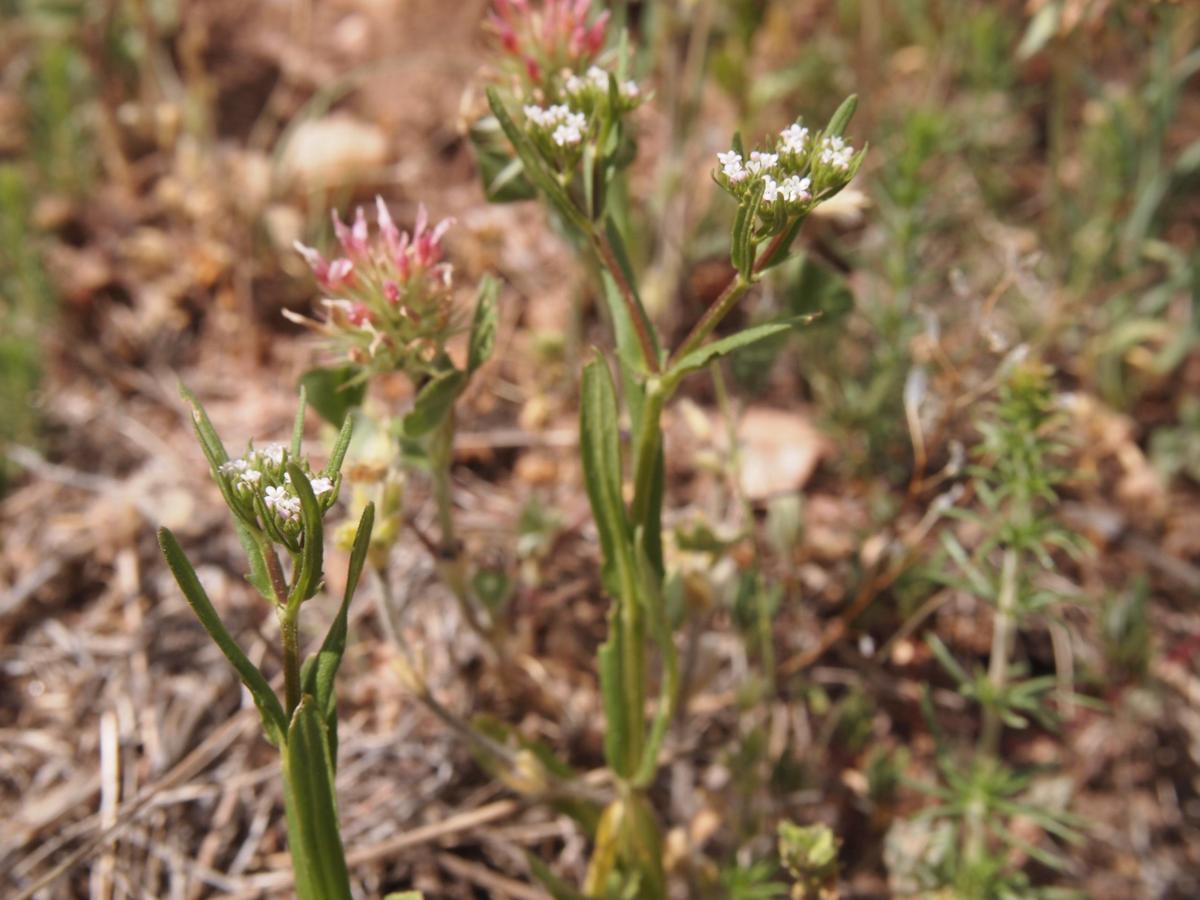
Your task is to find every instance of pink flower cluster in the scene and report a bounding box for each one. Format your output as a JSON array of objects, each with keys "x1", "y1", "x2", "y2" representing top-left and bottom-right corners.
[
  {"x1": 488, "y1": 0, "x2": 610, "y2": 86},
  {"x1": 291, "y1": 199, "x2": 458, "y2": 376},
  {"x1": 295, "y1": 199, "x2": 451, "y2": 299}
]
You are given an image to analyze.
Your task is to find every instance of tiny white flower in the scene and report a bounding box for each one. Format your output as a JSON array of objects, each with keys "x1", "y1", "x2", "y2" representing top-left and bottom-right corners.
[
  {"x1": 310, "y1": 476, "x2": 334, "y2": 497},
  {"x1": 278, "y1": 495, "x2": 302, "y2": 522},
  {"x1": 261, "y1": 443, "x2": 286, "y2": 466},
  {"x1": 819, "y1": 135, "x2": 854, "y2": 170},
  {"x1": 779, "y1": 175, "x2": 811, "y2": 204},
  {"x1": 587, "y1": 65, "x2": 608, "y2": 89},
  {"x1": 717, "y1": 150, "x2": 747, "y2": 183},
  {"x1": 780, "y1": 123, "x2": 809, "y2": 155},
  {"x1": 621, "y1": 80, "x2": 639, "y2": 98},
  {"x1": 745, "y1": 151, "x2": 778, "y2": 176},
  {"x1": 565, "y1": 73, "x2": 586, "y2": 94},
  {"x1": 219, "y1": 458, "x2": 249, "y2": 476},
  {"x1": 552, "y1": 110, "x2": 587, "y2": 146},
  {"x1": 264, "y1": 485, "x2": 289, "y2": 512},
  {"x1": 239, "y1": 469, "x2": 262, "y2": 488},
  {"x1": 761, "y1": 175, "x2": 780, "y2": 204}
]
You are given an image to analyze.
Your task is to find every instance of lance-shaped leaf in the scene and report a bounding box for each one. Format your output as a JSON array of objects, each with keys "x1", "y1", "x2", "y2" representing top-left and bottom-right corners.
[
  {"x1": 301, "y1": 503, "x2": 374, "y2": 765},
  {"x1": 287, "y1": 464, "x2": 324, "y2": 607},
  {"x1": 179, "y1": 384, "x2": 254, "y2": 525},
  {"x1": 282, "y1": 697, "x2": 353, "y2": 900},
  {"x1": 580, "y1": 356, "x2": 632, "y2": 590},
  {"x1": 468, "y1": 275, "x2": 500, "y2": 375},
  {"x1": 632, "y1": 535, "x2": 678, "y2": 788},
  {"x1": 597, "y1": 623, "x2": 631, "y2": 777},
  {"x1": 290, "y1": 386, "x2": 308, "y2": 457},
  {"x1": 234, "y1": 520, "x2": 274, "y2": 602},
  {"x1": 403, "y1": 368, "x2": 467, "y2": 438},
  {"x1": 665, "y1": 317, "x2": 817, "y2": 390},
  {"x1": 323, "y1": 411, "x2": 355, "y2": 480},
  {"x1": 731, "y1": 178, "x2": 766, "y2": 277},
  {"x1": 158, "y1": 528, "x2": 287, "y2": 744},
  {"x1": 824, "y1": 93, "x2": 859, "y2": 138}
]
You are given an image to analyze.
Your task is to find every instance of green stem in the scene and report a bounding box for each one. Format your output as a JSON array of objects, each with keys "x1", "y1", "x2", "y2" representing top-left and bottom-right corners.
[
  {"x1": 280, "y1": 607, "x2": 301, "y2": 715},
  {"x1": 669, "y1": 227, "x2": 794, "y2": 369},
  {"x1": 629, "y1": 379, "x2": 666, "y2": 537},
  {"x1": 981, "y1": 547, "x2": 1019, "y2": 759},
  {"x1": 965, "y1": 546, "x2": 1019, "y2": 866},
  {"x1": 591, "y1": 228, "x2": 661, "y2": 374}
]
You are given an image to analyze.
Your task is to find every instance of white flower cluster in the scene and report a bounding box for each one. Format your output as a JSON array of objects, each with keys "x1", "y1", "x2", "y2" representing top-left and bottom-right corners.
[
  {"x1": 218, "y1": 445, "x2": 334, "y2": 524},
  {"x1": 762, "y1": 174, "x2": 812, "y2": 206},
  {"x1": 718, "y1": 150, "x2": 747, "y2": 183},
  {"x1": 264, "y1": 485, "x2": 302, "y2": 522},
  {"x1": 523, "y1": 103, "x2": 588, "y2": 146},
  {"x1": 780, "y1": 123, "x2": 809, "y2": 155},
  {"x1": 715, "y1": 118, "x2": 858, "y2": 215},
  {"x1": 819, "y1": 135, "x2": 854, "y2": 170},
  {"x1": 564, "y1": 65, "x2": 639, "y2": 100}
]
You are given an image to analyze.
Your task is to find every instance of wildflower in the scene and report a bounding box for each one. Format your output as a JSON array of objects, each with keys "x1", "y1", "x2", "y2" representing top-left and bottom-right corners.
[
  {"x1": 310, "y1": 476, "x2": 334, "y2": 497},
  {"x1": 293, "y1": 243, "x2": 354, "y2": 291},
  {"x1": 819, "y1": 135, "x2": 854, "y2": 170},
  {"x1": 780, "y1": 123, "x2": 809, "y2": 155},
  {"x1": 239, "y1": 469, "x2": 262, "y2": 489},
  {"x1": 779, "y1": 175, "x2": 811, "y2": 204},
  {"x1": 524, "y1": 103, "x2": 588, "y2": 148},
  {"x1": 261, "y1": 444, "x2": 287, "y2": 467},
  {"x1": 552, "y1": 112, "x2": 587, "y2": 146},
  {"x1": 762, "y1": 175, "x2": 780, "y2": 204},
  {"x1": 291, "y1": 197, "x2": 460, "y2": 379},
  {"x1": 219, "y1": 457, "x2": 250, "y2": 477},
  {"x1": 745, "y1": 151, "x2": 778, "y2": 177},
  {"x1": 489, "y1": 0, "x2": 610, "y2": 94},
  {"x1": 264, "y1": 485, "x2": 291, "y2": 515},
  {"x1": 718, "y1": 150, "x2": 747, "y2": 183}
]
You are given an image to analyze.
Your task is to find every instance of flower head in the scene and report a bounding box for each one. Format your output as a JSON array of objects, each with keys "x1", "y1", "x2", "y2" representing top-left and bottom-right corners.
[
  {"x1": 489, "y1": 0, "x2": 610, "y2": 96},
  {"x1": 290, "y1": 197, "x2": 460, "y2": 379}
]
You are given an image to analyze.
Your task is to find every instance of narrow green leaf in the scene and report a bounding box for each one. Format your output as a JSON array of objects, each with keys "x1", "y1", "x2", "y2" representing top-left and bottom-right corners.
[
  {"x1": 730, "y1": 201, "x2": 749, "y2": 274},
  {"x1": 598, "y1": 628, "x2": 630, "y2": 777},
  {"x1": 403, "y1": 369, "x2": 467, "y2": 438},
  {"x1": 734, "y1": 179, "x2": 766, "y2": 277},
  {"x1": 179, "y1": 382, "x2": 230, "y2": 468},
  {"x1": 287, "y1": 464, "x2": 324, "y2": 607},
  {"x1": 299, "y1": 366, "x2": 366, "y2": 428},
  {"x1": 302, "y1": 504, "x2": 375, "y2": 729},
  {"x1": 925, "y1": 633, "x2": 970, "y2": 686},
  {"x1": 324, "y1": 412, "x2": 355, "y2": 479},
  {"x1": 633, "y1": 537, "x2": 677, "y2": 788},
  {"x1": 291, "y1": 386, "x2": 307, "y2": 457},
  {"x1": 666, "y1": 318, "x2": 815, "y2": 388},
  {"x1": 158, "y1": 528, "x2": 287, "y2": 743},
  {"x1": 580, "y1": 356, "x2": 631, "y2": 590},
  {"x1": 467, "y1": 275, "x2": 500, "y2": 375},
  {"x1": 282, "y1": 697, "x2": 353, "y2": 899},
  {"x1": 234, "y1": 520, "x2": 274, "y2": 601},
  {"x1": 824, "y1": 93, "x2": 859, "y2": 138}
]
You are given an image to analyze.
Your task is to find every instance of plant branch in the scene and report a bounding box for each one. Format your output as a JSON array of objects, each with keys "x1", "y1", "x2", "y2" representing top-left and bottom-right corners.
[
  {"x1": 669, "y1": 227, "x2": 793, "y2": 367},
  {"x1": 591, "y1": 229, "x2": 661, "y2": 374}
]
